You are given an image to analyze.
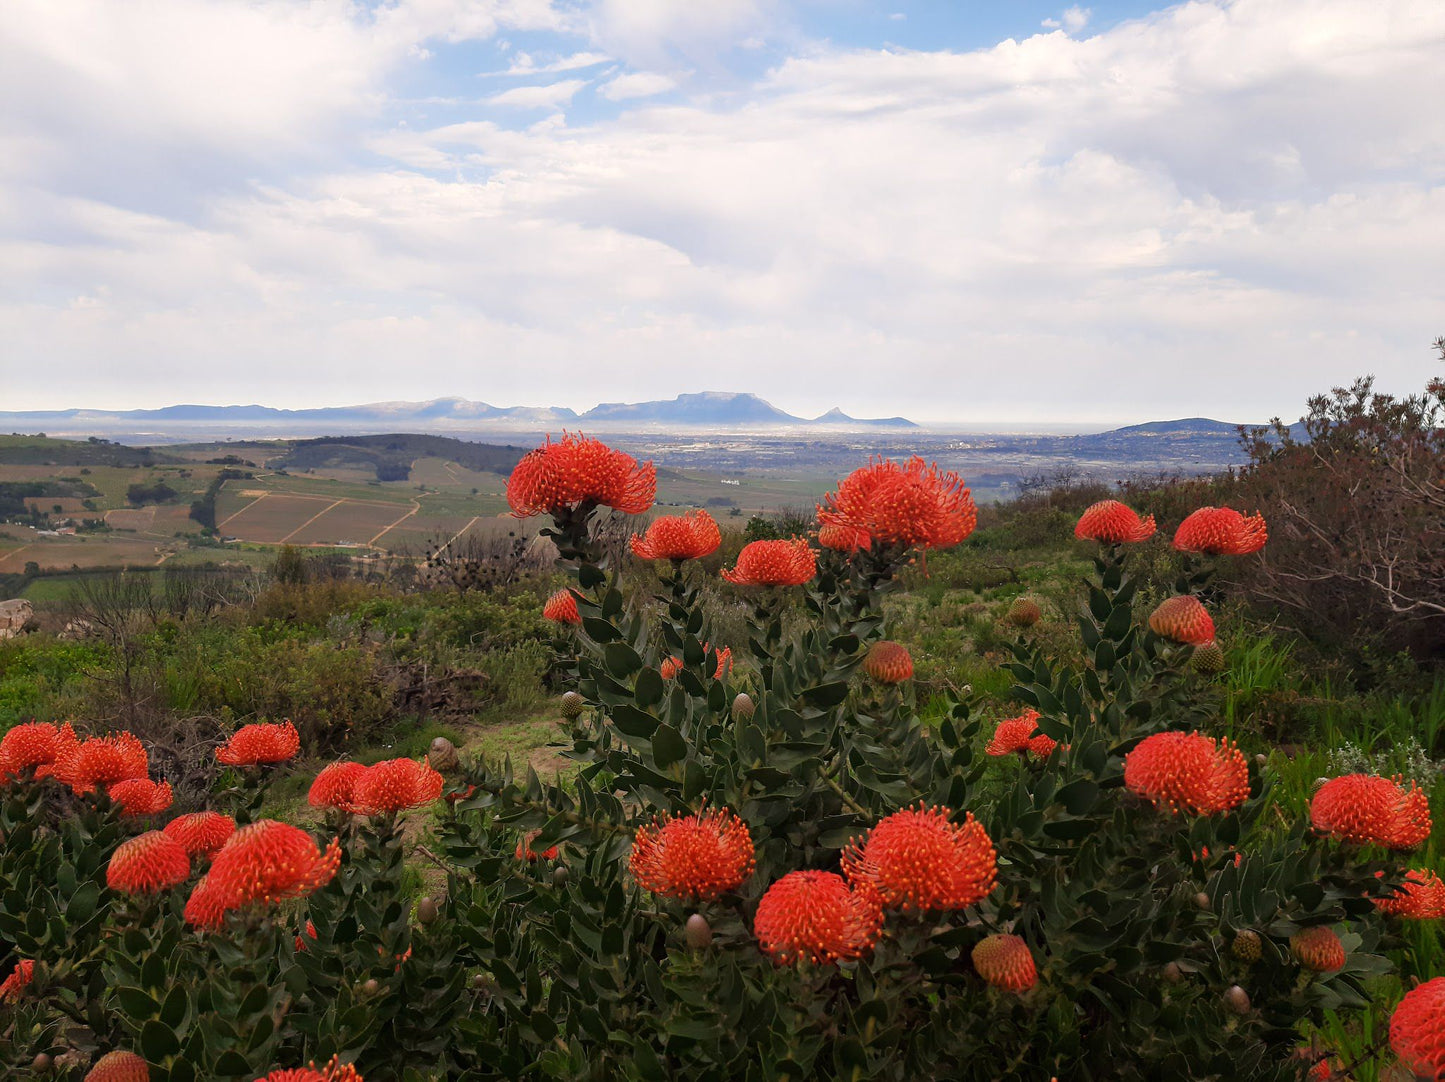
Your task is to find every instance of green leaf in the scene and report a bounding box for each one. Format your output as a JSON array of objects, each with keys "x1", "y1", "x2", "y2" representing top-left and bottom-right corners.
[
  {"x1": 581, "y1": 617, "x2": 620, "y2": 643},
  {"x1": 611, "y1": 704, "x2": 659, "y2": 739},
  {"x1": 603, "y1": 641, "x2": 643, "y2": 677},
  {"x1": 115, "y1": 985, "x2": 160, "y2": 1020},
  {"x1": 1057, "y1": 778, "x2": 1100, "y2": 816},
  {"x1": 140, "y1": 1018, "x2": 180, "y2": 1060},
  {"x1": 633, "y1": 667, "x2": 664, "y2": 708},
  {"x1": 652, "y1": 725, "x2": 688, "y2": 769},
  {"x1": 801, "y1": 682, "x2": 849, "y2": 710},
  {"x1": 578, "y1": 565, "x2": 606, "y2": 588}
]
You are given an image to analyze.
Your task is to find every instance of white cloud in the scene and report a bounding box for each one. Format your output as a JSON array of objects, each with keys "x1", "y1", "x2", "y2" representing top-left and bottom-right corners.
[
  {"x1": 597, "y1": 71, "x2": 680, "y2": 100},
  {"x1": 2, "y1": 0, "x2": 1445, "y2": 423},
  {"x1": 585, "y1": 0, "x2": 779, "y2": 68},
  {"x1": 485, "y1": 78, "x2": 589, "y2": 107},
  {"x1": 498, "y1": 50, "x2": 612, "y2": 75}
]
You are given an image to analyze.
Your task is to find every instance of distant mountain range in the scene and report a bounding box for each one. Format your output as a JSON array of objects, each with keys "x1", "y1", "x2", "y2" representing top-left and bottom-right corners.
[{"x1": 0, "y1": 392, "x2": 919, "y2": 436}]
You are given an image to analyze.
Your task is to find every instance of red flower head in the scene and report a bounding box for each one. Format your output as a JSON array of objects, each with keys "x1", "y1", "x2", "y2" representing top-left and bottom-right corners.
[
  {"x1": 0, "y1": 721, "x2": 76, "y2": 779},
  {"x1": 1391, "y1": 976, "x2": 1445, "y2": 1078},
  {"x1": 630, "y1": 509, "x2": 721, "y2": 562},
  {"x1": 0, "y1": 958, "x2": 34, "y2": 1002},
  {"x1": 55, "y1": 731, "x2": 149, "y2": 795},
  {"x1": 1311, "y1": 774, "x2": 1433, "y2": 849},
  {"x1": 841, "y1": 804, "x2": 996, "y2": 912},
  {"x1": 107, "y1": 778, "x2": 173, "y2": 817},
  {"x1": 543, "y1": 589, "x2": 581, "y2": 626},
  {"x1": 107, "y1": 831, "x2": 191, "y2": 895},
  {"x1": 1375, "y1": 869, "x2": 1445, "y2": 920},
  {"x1": 308, "y1": 761, "x2": 370, "y2": 813},
  {"x1": 660, "y1": 656, "x2": 682, "y2": 680},
  {"x1": 1291, "y1": 926, "x2": 1345, "y2": 972},
  {"x1": 216, "y1": 720, "x2": 300, "y2": 767},
  {"x1": 1172, "y1": 507, "x2": 1268, "y2": 556},
  {"x1": 630, "y1": 808, "x2": 756, "y2": 901},
  {"x1": 817, "y1": 521, "x2": 871, "y2": 553},
  {"x1": 258, "y1": 1057, "x2": 363, "y2": 1082},
  {"x1": 754, "y1": 870, "x2": 883, "y2": 965},
  {"x1": 507, "y1": 432, "x2": 655, "y2": 518},
  {"x1": 863, "y1": 641, "x2": 913, "y2": 684},
  {"x1": 711, "y1": 645, "x2": 733, "y2": 679},
  {"x1": 1074, "y1": 500, "x2": 1156, "y2": 544},
  {"x1": 1148, "y1": 596, "x2": 1216, "y2": 645},
  {"x1": 972, "y1": 934, "x2": 1036, "y2": 992},
  {"x1": 1123, "y1": 731, "x2": 1249, "y2": 815},
  {"x1": 184, "y1": 819, "x2": 340, "y2": 929},
  {"x1": 516, "y1": 831, "x2": 559, "y2": 861},
  {"x1": 85, "y1": 1051, "x2": 150, "y2": 1082},
  {"x1": 164, "y1": 811, "x2": 237, "y2": 860},
  {"x1": 985, "y1": 710, "x2": 1057, "y2": 760},
  {"x1": 351, "y1": 758, "x2": 444, "y2": 815},
  {"x1": 722, "y1": 538, "x2": 816, "y2": 587},
  {"x1": 818, "y1": 457, "x2": 976, "y2": 551}
]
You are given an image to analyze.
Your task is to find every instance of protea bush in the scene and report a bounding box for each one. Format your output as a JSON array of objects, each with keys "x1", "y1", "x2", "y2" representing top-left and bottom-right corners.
[{"x1": 0, "y1": 436, "x2": 1439, "y2": 1080}]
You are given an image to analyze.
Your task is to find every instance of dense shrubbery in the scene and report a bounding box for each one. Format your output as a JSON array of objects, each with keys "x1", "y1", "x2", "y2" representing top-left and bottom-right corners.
[{"x1": 3, "y1": 435, "x2": 1442, "y2": 1080}]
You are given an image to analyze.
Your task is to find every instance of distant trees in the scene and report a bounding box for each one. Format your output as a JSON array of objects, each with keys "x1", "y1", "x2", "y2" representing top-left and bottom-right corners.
[
  {"x1": 126, "y1": 480, "x2": 178, "y2": 505},
  {"x1": 1235, "y1": 337, "x2": 1445, "y2": 661}
]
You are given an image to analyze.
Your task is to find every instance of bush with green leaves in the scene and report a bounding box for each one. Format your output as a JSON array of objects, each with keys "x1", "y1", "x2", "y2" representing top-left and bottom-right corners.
[{"x1": 0, "y1": 448, "x2": 1437, "y2": 1080}]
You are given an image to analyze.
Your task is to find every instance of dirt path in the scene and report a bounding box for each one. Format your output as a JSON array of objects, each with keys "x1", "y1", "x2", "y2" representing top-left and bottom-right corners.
[
  {"x1": 430, "y1": 516, "x2": 479, "y2": 555},
  {"x1": 368, "y1": 501, "x2": 420, "y2": 547},
  {"x1": 277, "y1": 499, "x2": 345, "y2": 544}
]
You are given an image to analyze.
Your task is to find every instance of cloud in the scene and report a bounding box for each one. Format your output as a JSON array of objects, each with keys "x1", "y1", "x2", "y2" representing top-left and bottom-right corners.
[
  {"x1": 2, "y1": 0, "x2": 1444, "y2": 424},
  {"x1": 584, "y1": 0, "x2": 779, "y2": 69},
  {"x1": 485, "y1": 78, "x2": 589, "y2": 107},
  {"x1": 597, "y1": 71, "x2": 680, "y2": 100},
  {"x1": 1044, "y1": 6, "x2": 1092, "y2": 33},
  {"x1": 497, "y1": 50, "x2": 612, "y2": 75}
]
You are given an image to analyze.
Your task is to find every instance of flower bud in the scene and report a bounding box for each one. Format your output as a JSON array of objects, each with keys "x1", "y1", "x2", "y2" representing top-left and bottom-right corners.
[
  {"x1": 1162, "y1": 962, "x2": 1183, "y2": 984},
  {"x1": 552, "y1": 865, "x2": 570, "y2": 887},
  {"x1": 32, "y1": 1053, "x2": 52, "y2": 1072},
  {"x1": 685, "y1": 913, "x2": 713, "y2": 950},
  {"x1": 362, "y1": 978, "x2": 380, "y2": 996},
  {"x1": 416, "y1": 897, "x2": 438, "y2": 925},
  {"x1": 1224, "y1": 984, "x2": 1251, "y2": 1014},
  {"x1": 427, "y1": 737, "x2": 459, "y2": 773},
  {"x1": 732, "y1": 693, "x2": 755, "y2": 720},
  {"x1": 1194, "y1": 891, "x2": 1211, "y2": 911},
  {"x1": 560, "y1": 691, "x2": 585, "y2": 719}
]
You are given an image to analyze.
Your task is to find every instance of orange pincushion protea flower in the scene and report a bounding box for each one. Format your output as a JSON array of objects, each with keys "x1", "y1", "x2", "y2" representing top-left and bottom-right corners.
[
  {"x1": 1375, "y1": 869, "x2": 1445, "y2": 920},
  {"x1": 1311, "y1": 774, "x2": 1433, "y2": 849},
  {"x1": 818, "y1": 457, "x2": 976, "y2": 551},
  {"x1": 1291, "y1": 926, "x2": 1345, "y2": 972},
  {"x1": 0, "y1": 958, "x2": 34, "y2": 1002},
  {"x1": 107, "y1": 778, "x2": 173, "y2": 817},
  {"x1": 863, "y1": 641, "x2": 913, "y2": 684},
  {"x1": 630, "y1": 808, "x2": 756, "y2": 901},
  {"x1": 258, "y1": 1056, "x2": 363, "y2": 1082},
  {"x1": 308, "y1": 761, "x2": 370, "y2": 813},
  {"x1": 1148, "y1": 595, "x2": 1216, "y2": 645},
  {"x1": 516, "y1": 831, "x2": 559, "y2": 861},
  {"x1": 507, "y1": 432, "x2": 656, "y2": 518},
  {"x1": 972, "y1": 934, "x2": 1036, "y2": 992},
  {"x1": 163, "y1": 811, "x2": 236, "y2": 860},
  {"x1": 543, "y1": 589, "x2": 581, "y2": 625},
  {"x1": 630, "y1": 509, "x2": 721, "y2": 562},
  {"x1": 184, "y1": 820, "x2": 340, "y2": 929},
  {"x1": 351, "y1": 758, "x2": 444, "y2": 815},
  {"x1": 1390, "y1": 976, "x2": 1445, "y2": 1078},
  {"x1": 85, "y1": 1051, "x2": 150, "y2": 1082},
  {"x1": 985, "y1": 710, "x2": 1057, "y2": 759},
  {"x1": 55, "y1": 731, "x2": 149, "y2": 795},
  {"x1": 817, "y1": 522, "x2": 871, "y2": 553},
  {"x1": 660, "y1": 656, "x2": 682, "y2": 680},
  {"x1": 711, "y1": 645, "x2": 733, "y2": 679},
  {"x1": 1123, "y1": 731, "x2": 1249, "y2": 815},
  {"x1": 1074, "y1": 500, "x2": 1156, "y2": 544},
  {"x1": 215, "y1": 720, "x2": 300, "y2": 766},
  {"x1": 722, "y1": 538, "x2": 816, "y2": 586},
  {"x1": 754, "y1": 870, "x2": 882, "y2": 965},
  {"x1": 106, "y1": 831, "x2": 191, "y2": 895},
  {"x1": 0, "y1": 721, "x2": 76, "y2": 779},
  {"x1": 841, "y1": 804, "x2": 996, "y2": 912},
  {"x1": 1172, "y1": 507, "x2": 1267, "y2": 556}
]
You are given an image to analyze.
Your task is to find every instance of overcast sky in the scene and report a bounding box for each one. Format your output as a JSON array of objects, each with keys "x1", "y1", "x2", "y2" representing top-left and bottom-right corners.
[{"x1": 2, "y1": 0, "x2": 1442, "y2": 425}]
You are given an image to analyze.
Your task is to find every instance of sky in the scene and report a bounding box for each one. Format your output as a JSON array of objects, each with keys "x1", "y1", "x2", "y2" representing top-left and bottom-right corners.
[{"x1": 1, "y1": 0, "x2": 1442, "y2": 426}]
